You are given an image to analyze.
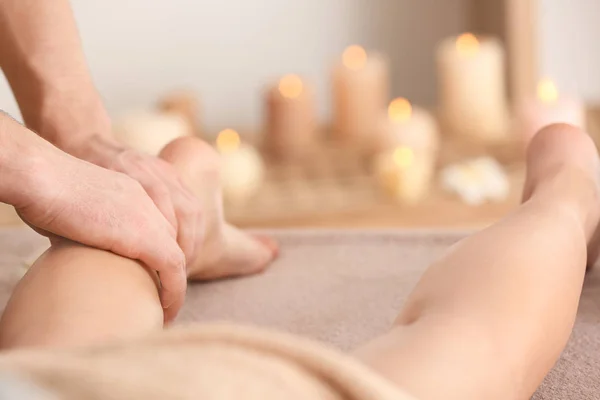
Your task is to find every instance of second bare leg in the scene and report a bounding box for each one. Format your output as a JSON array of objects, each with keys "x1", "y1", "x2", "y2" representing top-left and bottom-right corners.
[{"x1": 355, "y1": 125, "x2": 600, "y2": 399}]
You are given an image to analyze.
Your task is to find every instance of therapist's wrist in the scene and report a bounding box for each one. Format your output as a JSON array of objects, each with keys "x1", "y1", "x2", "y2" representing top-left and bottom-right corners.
[{"x1": 23, "y1": 83, "x2": 113, "y2": 154}]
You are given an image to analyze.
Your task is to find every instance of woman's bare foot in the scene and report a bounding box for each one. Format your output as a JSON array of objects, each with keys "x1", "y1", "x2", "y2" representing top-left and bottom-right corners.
[
  {"x1": 522, "y1": 124, "x2": 600, "y2": 266},
  {"x1": 159, "y1": 137, "x2": 278, "y2": 280}
]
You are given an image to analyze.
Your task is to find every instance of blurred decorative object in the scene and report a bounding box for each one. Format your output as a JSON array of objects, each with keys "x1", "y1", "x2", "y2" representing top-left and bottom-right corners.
[
  {"x1": 376, "y1": 98, "x2": 440, "y2": 158},
  {"x1": 437, "y1": 33, "x2": 509, "y2": 143},
  {"x1": 264, "y1": 74, "x2": 317, "y2": 159},
  {"x1": 224, "y1": 142, "x2": 379, "y2": 223},
  {"x1": 441, "y1": 157, "x2": 509, "y2": 206},
  {"x1": 332, "y1": 45, "x2": 389, "y2": 143},
  {"x1": 158, "y1": 90, "x2": 203, "y2": 137},
  {"x1": 114, "y1": 111, "x2": 192, "y2": 155},
  {"x1": 216, "y1": 129, "x2": 265, "y2": 204},
  {"x1": 373, "y1": 146, "x2": 434, "y2": 204},
  {"x1": 515, "y1": 78, "x2": 586, "y2": 145},
  {"x1": 220, "y1": 135, "x2": 524, "y2": 229}
]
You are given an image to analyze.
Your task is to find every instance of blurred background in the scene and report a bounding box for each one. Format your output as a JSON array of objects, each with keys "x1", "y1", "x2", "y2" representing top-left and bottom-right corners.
[{"x1": 1, "y1": 0, "x2": 599, "y2": 229}]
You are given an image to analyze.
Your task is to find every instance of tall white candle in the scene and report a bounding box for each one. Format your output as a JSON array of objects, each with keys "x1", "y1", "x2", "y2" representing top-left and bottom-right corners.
[
  {"x1": 332, "y1": 45, "x2": 390, "y2": 143},
  {"x1": 516, "y1": 79, "x2": 586, "y2": 145},
  {"x1": 437, "y1": 33, "x2": 509, "y2": 143}
]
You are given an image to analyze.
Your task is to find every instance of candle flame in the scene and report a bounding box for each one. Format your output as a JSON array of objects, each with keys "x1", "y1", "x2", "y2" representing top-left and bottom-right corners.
[
  {"x1": 216, "y1": 129, "x2": 241, "y2": 153},
  {"x1": 388, "y1": 97, "x2": 413, "y2": 123},
  {"x1": 456, "y1": 33, "x2": 479, "y2": 56},
  {"x1": 393, "y1": 146, "x2": 414, "y2": 169},
  {"x1": 278, "y1": 74, "x2": 304, "y2": 99},
  {"x1": 343, "y1": 45, "x2": 367, "y2": 71},
  {"x1": 537, "y1": 78, "x2": 559, "y2": 104}
]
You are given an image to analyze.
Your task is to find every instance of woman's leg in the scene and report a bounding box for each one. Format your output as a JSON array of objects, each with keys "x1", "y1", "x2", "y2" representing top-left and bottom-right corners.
[
  {"x1": 355, "y1": 124, "x2": 600, "y2": 400},
  {"x1": 0, "y1": 242, "x2": 163, "y2": 348},
  {"x1": 0, "y1": 137, "x2": 277, "y2": 349}
]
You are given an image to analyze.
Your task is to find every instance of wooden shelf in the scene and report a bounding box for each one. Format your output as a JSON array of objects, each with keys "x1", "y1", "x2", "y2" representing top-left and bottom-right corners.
[{"x1": 231, "y1": 169, "x2": 524, "y2": 230}]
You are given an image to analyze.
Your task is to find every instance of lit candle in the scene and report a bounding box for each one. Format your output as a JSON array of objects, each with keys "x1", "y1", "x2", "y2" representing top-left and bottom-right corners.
[
  {"x1": 516, "y1": 78, "x2": 586, "y2": 145},
  {"x1": 437, "y1": 33, "x2": 509, "y2": 143},
  {"x1": 372, "y1": 146, "x2": 434, "y2": 204},
  {"x1": 376, "y1": 97, "x2": 440, "y2": 158},
  {"x1": 332, "y1": 45, "x2": 390, "y2": 142},
  {"x1": 265, "y1": 74, "x2": 317, "y2": 159},
  {"x1": 114, "y1": 110, "x2": 192, "y2": 156},
  {"x1": 216, "y1": 129, "x2": 265, "y2": 204}
]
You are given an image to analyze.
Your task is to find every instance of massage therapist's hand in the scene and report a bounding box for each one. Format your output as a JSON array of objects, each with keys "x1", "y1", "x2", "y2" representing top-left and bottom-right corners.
[
  {"x1": 69, "y1": 134, "x2": 204, "y2": 268},
  {"x1": 0, "y1": 115, "x2": 187, "y2": 322},
  {"x1": 0, "y1": 0, "x2": 199, "y2": 321}
]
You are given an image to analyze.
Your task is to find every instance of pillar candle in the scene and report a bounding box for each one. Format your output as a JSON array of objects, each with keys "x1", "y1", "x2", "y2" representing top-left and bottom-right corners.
[
  {"x1": 265, "y1": 74, "x2": 317, "y2": 159},
  {"x1": 516, "y1": 79, "x2": 586, "y2": 145},
  {"x1": 216, "y1": 129, "x2": 265, "y2": 204},
  {"x1": 332, "y1": 45, "x2": 390, "y2": 143},
  {"x1": 437, "y1": 33, "x2": 509, "y2": 143},
  {"x1": 373, "y1": 146, "x2": 434, "y2": 204},
  {"x1": 376, "y1": 97, "x2": 440, "y2": 158}
]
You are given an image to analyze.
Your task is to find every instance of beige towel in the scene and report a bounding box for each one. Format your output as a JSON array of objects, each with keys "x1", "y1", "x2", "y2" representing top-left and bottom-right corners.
[{"x1": 0, "y1": 323, "x2": 414, "y2": 400}]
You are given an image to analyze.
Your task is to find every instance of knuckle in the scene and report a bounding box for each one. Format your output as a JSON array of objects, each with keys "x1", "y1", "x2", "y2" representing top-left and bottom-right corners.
[
  {"x1": 125, "y1": 244, "x2": 141, "y2": 260},
  {"x1": 148, "y1": 181, "x2": 171, "y2": 200}
]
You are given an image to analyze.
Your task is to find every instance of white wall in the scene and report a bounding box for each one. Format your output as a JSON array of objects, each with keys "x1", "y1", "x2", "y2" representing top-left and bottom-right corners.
[
  {"x1": 0, "y1": 0, "x2": 469, "y2": 134},
  {"x1": 539, "y1": 0, "x2": 600, "y2": 103}
]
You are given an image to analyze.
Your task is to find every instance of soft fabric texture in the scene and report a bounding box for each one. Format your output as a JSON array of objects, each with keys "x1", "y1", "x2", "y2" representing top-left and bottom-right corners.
[
  {"x1": 0, "y1": 324, "x2": 412, "y2": 400},
  {"x1": 0, "y1": 228, "x2": 599, "y2": 399}
]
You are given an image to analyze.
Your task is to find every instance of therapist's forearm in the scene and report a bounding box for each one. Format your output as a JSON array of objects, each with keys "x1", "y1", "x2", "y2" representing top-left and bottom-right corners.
[
  {"x1": 0, "y1": 112, "x2": 52, "y2": 208},
  {"x1": 0, "y1": 0, "x2": 111, "y2": 152}
]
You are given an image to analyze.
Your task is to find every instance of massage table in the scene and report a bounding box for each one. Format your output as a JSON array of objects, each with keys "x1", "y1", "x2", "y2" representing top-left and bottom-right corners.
[{"x1": 0, "y1": 227, "x2": 598, "y2": 399}]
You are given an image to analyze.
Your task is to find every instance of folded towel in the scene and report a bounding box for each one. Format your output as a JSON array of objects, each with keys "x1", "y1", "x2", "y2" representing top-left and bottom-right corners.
[{"x1": 0, "y1": 323, "x2": 414, "y2": 400}]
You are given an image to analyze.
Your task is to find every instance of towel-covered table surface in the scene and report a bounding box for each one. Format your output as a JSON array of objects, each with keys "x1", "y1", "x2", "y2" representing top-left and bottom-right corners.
[{"x1": 0, "y1": 228, "x2": 598, "y2": 399}]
